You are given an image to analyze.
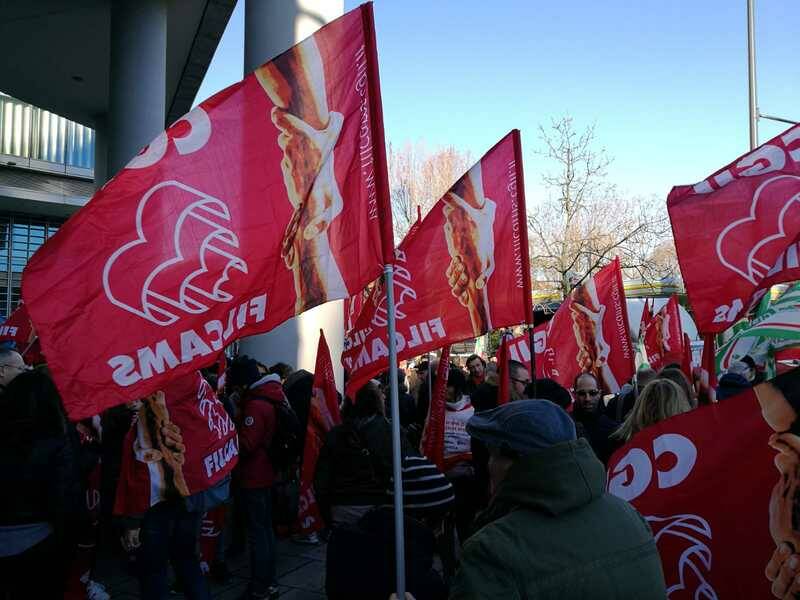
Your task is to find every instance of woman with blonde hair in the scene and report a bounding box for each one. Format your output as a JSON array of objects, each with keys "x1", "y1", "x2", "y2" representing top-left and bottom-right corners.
[{"x1": 614, "y1": 378, "x2": 692, "y2": 443}]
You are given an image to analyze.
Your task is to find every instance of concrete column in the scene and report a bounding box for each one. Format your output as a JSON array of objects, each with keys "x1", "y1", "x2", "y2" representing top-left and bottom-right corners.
[
  {"x1": 93, "y1": 115, "x2": 108, "y2": 188},
  {"x1": 107, "y1": 0, "x2": 167, "y2": 176},
  {"x1": 244, "y1": 0, "x2": 344, "y2": 72},
  {"x1": 240, "y1": 0, "x2": 345, "y2": 391}
]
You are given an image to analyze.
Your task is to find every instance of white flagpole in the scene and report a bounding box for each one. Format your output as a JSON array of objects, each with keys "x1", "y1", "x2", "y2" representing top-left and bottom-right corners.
[{"x1": 384, "y1": 264, "x2": 406, "y2": 597}]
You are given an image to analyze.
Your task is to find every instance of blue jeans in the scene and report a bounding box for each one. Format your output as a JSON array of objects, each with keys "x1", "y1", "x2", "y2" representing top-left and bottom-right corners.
[
  {"x1": 242, "y1": 487, "x2": 276, "y2": 594},
  {"x1": 138, "y1": 499, "x2": 210, "y2": 600}
]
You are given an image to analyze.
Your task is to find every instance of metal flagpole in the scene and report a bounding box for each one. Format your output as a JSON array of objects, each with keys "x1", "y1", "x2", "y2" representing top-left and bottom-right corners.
[
  {"x1": 747, "y1": 0, "x2": 758, "y2": 150},
  {"x1": 427, "y1": 351, "x2": 433, "y2": 406},
  {"x1": 528, "y1": 326, "x2": 537, "y2": 398},
  {"x1": 384, "y1": 264, "x2": 406, "y2": 597}
]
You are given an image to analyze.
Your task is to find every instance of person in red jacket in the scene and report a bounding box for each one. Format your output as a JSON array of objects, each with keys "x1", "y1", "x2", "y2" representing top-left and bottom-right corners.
[{"x1": 228, "y1": 357, "x2": 280, "y2": 600}]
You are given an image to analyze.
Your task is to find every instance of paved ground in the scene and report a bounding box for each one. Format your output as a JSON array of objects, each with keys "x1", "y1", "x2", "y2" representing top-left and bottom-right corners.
[{"x1": 95, "y1": 538, "x2": 327, "y2": 599}]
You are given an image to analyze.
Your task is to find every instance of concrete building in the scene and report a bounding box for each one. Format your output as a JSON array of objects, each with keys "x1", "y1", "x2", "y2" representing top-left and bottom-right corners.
[{"x1": 1, "y1": 0, "x2": 347, "y2": 387}]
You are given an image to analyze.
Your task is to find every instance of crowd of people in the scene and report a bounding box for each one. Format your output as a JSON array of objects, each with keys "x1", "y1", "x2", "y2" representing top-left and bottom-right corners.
[{"x1": 4, "y1": 339, "x2": 758, "y2": 599}]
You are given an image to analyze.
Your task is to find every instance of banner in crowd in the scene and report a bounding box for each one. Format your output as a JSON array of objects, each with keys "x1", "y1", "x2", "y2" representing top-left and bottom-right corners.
[
  {"x1": 680, "y1": 333, "x2": 693, "y2": 380},
  {"x1": 297, "y1": 330, "x2": 342, "y2": 533},
  {"x1": 511, "y1": 258, "x2": 633, "y2": 394},
  {"x1": 342, "y1": 130, "x2": 532, "y2": 397},
  {"x1": 642, "y1": 295, "x2": 684, "y2": 372},
  {"x1": 496, "y1": 332, "x2": 512, "y2": 405},
  {"x1": 0, "y1": 302, "x2": 33, "y2": 348},
  {"x1": 639, "y1": 298, "x2": 653, "y2": 337},
  {"x1": 668, "y1": 123, "x2": 800, "y2": 334},
  {"x1": 698, "y1": 333, "x2": 717, "y2": 403},
  {"x1": 607, "y1": 368, "x2": 800, "y2": 598},
  {"x1": 22, "y1": 5, "x2": 391, "y2": 420},
  {"x1": 716, "y1": 282, "x2": 800, "y2": 374},
  {"x1": 0, "y1": 301, "x2": 43, "y2": 363},
  {"x1": 114, "y1": 372, "x2": 238, "y2": 516},
  {"x1": 420, "y1": 345, "x2": 450, "y2": 470}
]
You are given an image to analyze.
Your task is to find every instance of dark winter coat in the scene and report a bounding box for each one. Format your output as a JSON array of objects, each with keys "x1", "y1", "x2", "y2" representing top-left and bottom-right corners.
[
  {"x1": 237, "y1": 375, "x2": 280, "y2": 489},
  {"x1": 449, "y1": 438, "x2": 666, "y2": 599}
]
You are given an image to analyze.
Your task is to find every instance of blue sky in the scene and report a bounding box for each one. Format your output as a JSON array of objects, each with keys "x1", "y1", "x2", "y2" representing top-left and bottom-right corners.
[{"x1": 195, "y1": 0, "x2": 799, "y2": 203}]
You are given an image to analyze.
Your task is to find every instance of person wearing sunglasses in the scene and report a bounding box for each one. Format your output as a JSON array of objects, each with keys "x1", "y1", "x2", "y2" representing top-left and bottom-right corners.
[
  {"x1": 572, "y1": 372, "x2": 621, "y2": 465},
  {"x1": 573, "y1": 373, "x2": 602, "y2": 415},
  {"x1": 509, "y1": 360, "x2": 531, "y2": 402}
]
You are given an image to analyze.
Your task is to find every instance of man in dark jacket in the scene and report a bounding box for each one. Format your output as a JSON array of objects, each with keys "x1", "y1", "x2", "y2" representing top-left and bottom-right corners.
[
  {"x1": 0, "y1": 361, "x2": 85, "y2": 599},
  {"x1": 572, "y1": 372, "x2": 623, "y2": 464},
  {"x1": 449, "y1": 400, "x2": 666, "y2": 599},
  {"x1": 229, "y1": 358, "x2": 280, "y2": 600}
]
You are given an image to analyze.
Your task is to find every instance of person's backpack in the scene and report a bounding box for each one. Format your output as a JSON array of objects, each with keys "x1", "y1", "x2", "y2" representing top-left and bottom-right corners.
[{"x1": 255, "y1": 395, "x2": 302, "y2": 472}]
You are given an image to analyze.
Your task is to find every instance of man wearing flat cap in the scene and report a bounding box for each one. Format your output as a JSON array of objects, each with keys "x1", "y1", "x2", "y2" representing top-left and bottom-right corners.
[{"x1": 449, "y1": 400, "x2": 666, "y2": 599}]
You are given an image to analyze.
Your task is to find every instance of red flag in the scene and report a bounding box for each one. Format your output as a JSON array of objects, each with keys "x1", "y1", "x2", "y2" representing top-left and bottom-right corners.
[
  {"x1": 681, "y1": 333, "x2": 693, "y2": 381},
  {"x1": 199, "y1": 506, "x2": 226, "y2": 573},
  {"x1": 668, "y1": 123, "x2": 800, "y2": 333},
  {"x1": 297, "y1": 330, "x2": 342, "y2": 533},
  {"x1": 0, "y1": 302, "x2": 43, "y2": 364},
  {"x1": 639, "y1": 298, "x2": 653, "y2": 338},
  {"x1": 643, "y1": 295, "x2": 684, "y2": 372},
  {"x1": 532, "y1": 258, "x2": 634, "y2": 395},
  {"x1": 502, "y1": 329, "x2": 538, "y2": 375},
  {"x1": 699, "y1": 333, "x2": 718, "y2": 403},
  {"x1": 606, "y1": 369, "x2": 800, "y2": 598},
  {"x1": 114, "y1": 372, "x2": 238, "y2": 516},
  {"x1": 420, "y1": 345, "x2": 450, "y2": 471},
  {"x1": 216, "y1": 353, "x2": 227, "y2": 394},
  {"x1": 0, "y1": 302, "x2": 34, "y2": 349},
  {"x1": 342, "y1": 131, "x2": 531, "y2": 397},
  {"x1": 22, "y1": 5, "x2": 392, "y2": 420},
  {"x1": 496, "y1": 334, "x2": 512, "y2": 405}
]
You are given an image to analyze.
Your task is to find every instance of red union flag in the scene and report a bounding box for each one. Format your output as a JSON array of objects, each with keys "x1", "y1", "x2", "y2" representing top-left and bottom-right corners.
[
  {"x1": 22, "y1": 5, "x2": 392, "y2": 419},
  {"x1": 342, "y1": 131, "x2": 532, "y2": 397},
  {"x1": 533, "y1": 258, "x2": 634, "y2": 394},
  {"x1": 420, "y1": 345, "x2": 449, "y2": 471},
  {"x1": 643, "y1": 295, "x2": 684, "y2": 371},
  {"x1": 669, "y1": 123, "x2": 800, "y2": 333},
  {"x1": 606, "y1": 369, "x2": 800, "y2": 598},
  {"x1": 297, "y1": 330, "x2": 341, "y2": 533},
  {"x1": 0, "y1": 302, "x2": 34, "y2": 349}
]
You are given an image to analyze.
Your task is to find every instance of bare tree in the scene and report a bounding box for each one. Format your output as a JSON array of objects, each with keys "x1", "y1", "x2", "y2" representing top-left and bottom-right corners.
[
  {"x1": 388, "y1": 142, "x2": 472, "y2": 242},
  {"x1": 527, "y1": 117, "x2": 673, "y2": 297}
]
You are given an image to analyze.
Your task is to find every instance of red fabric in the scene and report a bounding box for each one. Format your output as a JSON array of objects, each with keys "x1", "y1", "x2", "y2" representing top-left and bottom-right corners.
[
  {"x1": 0, "y1": 302, "x2": 43, "y2": 364},
  {"x1": 681, "y1": 333, "x2": 693, "y2": 381},
  {"x1": 640, "y1": 298, "x2": 653, "y2": 337},
  {"x1": 22, "y1": 5, "x2": 391, "y2": 421},
  {"x1": 420, "y1": 345, "x2": 450, "y2": 470},
  {"x1": 0, "y1": 302, "x2": 33, "y2": 347},
  {"x1": 199, "y1": 505, "x2": 226, "y2": 571},
  {"x1": 607, "y1": 384, "x2": 781, "y2": 598},
  {"x1": 668, "y1": 123, "x2": 800, "y2": 334},
  {"x1": 297, "y1": 331, "x2": 341, "y2": 533},
  {"x1": 237, "y1": 377, "x2": 281, "y2": 489},
  {"x1": 216, "y1": 353, "x2": 226, "y2": 394},
  {"x1": 114, "y1": 372, "x2": 238, "y2": 516},
  {"x1": 699, "y1": 333, "x2": 718, "y2": 403},
  {"x1": 343, "y1": 131, "x2": 531, "y2": 396},
  {"x1": 496, "y1": 335, "x2": 511, "y2": 405},
  {"x1": 643, "y1": 295, "x2": 685, "y2": 372},
  {"x1": 523, "y1": 259, "x2": 634, "y2": 395}
]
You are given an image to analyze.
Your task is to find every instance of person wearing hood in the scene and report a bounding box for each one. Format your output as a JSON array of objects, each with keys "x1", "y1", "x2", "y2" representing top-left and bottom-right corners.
[
  {"x1": 227, "y1": 357, "x2": 282, "y2": 600},
  {"x1": 449, "y1": 400, "x2": 666, "y2": 599}
]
